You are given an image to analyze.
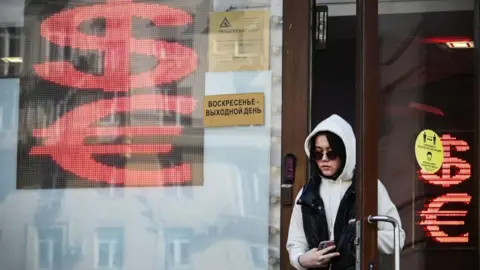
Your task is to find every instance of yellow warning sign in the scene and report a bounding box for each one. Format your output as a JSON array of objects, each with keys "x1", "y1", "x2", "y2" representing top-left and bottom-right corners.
[
  {"x1": 203, "y1": 93, "x2": 264, "y2": 127},
  {"x1": 208, "y1": 10, "x2": 270, "y2": 72},
  {"x1": 415, "y1": 129, "x2": 444, "y2": 173}
]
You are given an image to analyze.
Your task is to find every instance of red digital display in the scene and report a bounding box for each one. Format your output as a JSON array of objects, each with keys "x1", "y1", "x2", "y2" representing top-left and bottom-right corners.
[
  {"x1": 34, "y1": 0, "x2": 198, "y2": 92},
  {"x1": 419, "y1": 134, "x2": 470, "y2": 188},
  {"x1": 417, "y1": 133, "x2": 474, "y2": 245},
  {"x1": 29, "y1": 95, "x2": 197, "y2": 186},
  {"x1": 419, "y1": 193, "x2": 471, "y2": 243},
  {"x1": 17, "y1": 0, "x2": 207, "y2": 189}
]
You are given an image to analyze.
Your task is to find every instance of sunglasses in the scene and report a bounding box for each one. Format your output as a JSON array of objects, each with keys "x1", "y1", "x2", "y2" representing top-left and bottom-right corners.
[{"x1": 313, "y1": 150, "x2": 338, "y2": 161}]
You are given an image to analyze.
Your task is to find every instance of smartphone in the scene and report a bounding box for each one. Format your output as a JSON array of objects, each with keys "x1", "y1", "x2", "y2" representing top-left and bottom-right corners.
[{"x1": 318, "y1": 240, "x2": 335, "y2": 250}]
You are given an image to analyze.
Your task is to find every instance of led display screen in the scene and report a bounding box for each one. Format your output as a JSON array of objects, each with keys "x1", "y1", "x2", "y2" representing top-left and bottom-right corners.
[
  {"x1": 417, "y1": 132, "x2": 476, "y2": 248},
  {"x1": 17, "y1": 0, "x2": 207, "y2": 189}
]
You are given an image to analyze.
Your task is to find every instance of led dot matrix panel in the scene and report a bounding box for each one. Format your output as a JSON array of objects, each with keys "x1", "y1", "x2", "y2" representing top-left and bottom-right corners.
[{"x1": 17, "y1": 0, "x2": 208, "y2": 189}]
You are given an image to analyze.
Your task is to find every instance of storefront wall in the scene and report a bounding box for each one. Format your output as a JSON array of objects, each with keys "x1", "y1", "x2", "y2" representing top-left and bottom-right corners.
[{"x1": 0, "y1": 0, "x2": 283, "y2": 269}]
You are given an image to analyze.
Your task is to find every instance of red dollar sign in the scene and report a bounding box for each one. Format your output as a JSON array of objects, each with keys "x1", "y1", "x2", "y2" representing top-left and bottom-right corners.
[
  {"x1": 30, "y1": 94, "x2": 197, "y2": 186},
  {"x1": 419, "y1": 134, "x2": 471, "y2": 187},
  {"x1": 34, "y1": 0, "x2": 198, "y2": 92}
]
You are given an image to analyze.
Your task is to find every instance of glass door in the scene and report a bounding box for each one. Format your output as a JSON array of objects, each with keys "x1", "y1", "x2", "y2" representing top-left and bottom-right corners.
[
  {"x1": 364, "y1": 0, "x2": 478, "y2": 270},
  {"x1": 286, "y1": 0, "x2": 477, "y2": 269}
]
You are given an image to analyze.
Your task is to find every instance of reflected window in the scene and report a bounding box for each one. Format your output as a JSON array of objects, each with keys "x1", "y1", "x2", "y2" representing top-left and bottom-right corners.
[
  {"x1": 164, "y1": 229, "x2": 192, "y2": 269},
  {"x1": 239, "y1": 172, "x2": 264, "y2": 217},
  {"x1": 95, "y1": 228, "x2": 124, "y2": 269},
  {"x1": 37, "y1": 227, "x2": 63, "y2": 270},
  {"x1": 0, "y1": 27, "x2": 23, "y2": 77}
]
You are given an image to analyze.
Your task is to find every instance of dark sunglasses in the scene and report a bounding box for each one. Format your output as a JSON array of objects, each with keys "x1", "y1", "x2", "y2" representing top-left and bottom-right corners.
[{"x1": 313, "y1": 150, "x2": 338, "y2": 161}]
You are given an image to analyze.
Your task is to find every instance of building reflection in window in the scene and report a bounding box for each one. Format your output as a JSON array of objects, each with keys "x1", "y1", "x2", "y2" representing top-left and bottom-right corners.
[
  {"x1": 37, "y1": 227, "x2": 63, "y2": 270},
  {"x1": 164, "y1": 228, "x2": 192, "y2": 270},
  {"x1": 95, "y1": 227, "x2": 124, "y2": 269}
]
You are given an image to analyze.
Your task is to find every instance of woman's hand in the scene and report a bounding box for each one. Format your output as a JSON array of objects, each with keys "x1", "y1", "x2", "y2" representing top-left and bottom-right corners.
[{"x1": 298, "y1": 246, "x2": 340, "y2": 268}]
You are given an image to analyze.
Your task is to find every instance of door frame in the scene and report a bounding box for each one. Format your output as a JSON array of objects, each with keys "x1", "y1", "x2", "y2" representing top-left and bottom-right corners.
[
  {"x1": 355, "y1": 0, "x2": 380, "y2": 268},
  {"x1": 475, "y1": 0, "x2": 480, "y2": 267},
  {"x1": 280, "y1": 0, "x2": 380, "y2": 269},
  {"x1": 280, "y1": 0, "x2": 311, "y2": 269}
]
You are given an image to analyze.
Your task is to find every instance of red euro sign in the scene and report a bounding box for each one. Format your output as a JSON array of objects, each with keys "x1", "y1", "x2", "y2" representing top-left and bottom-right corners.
[
  {"x1": 419, "y1": 193, "x2": 471, "y2": 243},
  {"x1": 419, "y1": 134, "x2": 471, "y2": 187},
  {"x1": 34, "y1": 0, "x2": 198, "y2": 92},
  {"x1": 30, "y1": 94, "x2": 197, "y2": 186}
]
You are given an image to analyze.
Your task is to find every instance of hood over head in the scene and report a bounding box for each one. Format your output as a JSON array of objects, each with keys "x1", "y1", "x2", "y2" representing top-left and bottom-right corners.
[{"x1": 304, "y1": 114, "x2": 356, "y2": 181}]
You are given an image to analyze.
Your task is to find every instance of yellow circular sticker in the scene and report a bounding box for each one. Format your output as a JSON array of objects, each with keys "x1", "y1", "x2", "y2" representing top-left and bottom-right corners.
[{"x1": 415, "y1": 129, "x2": 444, "y2": 173}]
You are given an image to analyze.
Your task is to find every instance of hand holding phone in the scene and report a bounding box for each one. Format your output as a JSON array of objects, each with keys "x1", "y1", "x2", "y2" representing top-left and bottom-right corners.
[
  {"x1": 299, "y1": 244, "x2": 339, "y2": 269},
  {"x1": 318, "y1": 240, "x2": 335, "y2": 250}
]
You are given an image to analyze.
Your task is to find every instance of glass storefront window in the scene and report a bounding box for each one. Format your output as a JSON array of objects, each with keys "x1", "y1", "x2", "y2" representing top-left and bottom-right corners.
[{"x1": 0, "y1": 0, "x2": 282, "y2": 269}]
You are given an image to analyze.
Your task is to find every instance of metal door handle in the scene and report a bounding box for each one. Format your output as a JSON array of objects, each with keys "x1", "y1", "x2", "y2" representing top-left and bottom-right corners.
[{"x1": 367, "y1": 215, "x2": 401, "y2": 270}]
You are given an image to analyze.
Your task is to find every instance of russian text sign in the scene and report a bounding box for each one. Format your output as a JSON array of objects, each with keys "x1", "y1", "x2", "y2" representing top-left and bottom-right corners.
[{"x1": 203, "y1": 93, "x2": 264, "y2": 127}]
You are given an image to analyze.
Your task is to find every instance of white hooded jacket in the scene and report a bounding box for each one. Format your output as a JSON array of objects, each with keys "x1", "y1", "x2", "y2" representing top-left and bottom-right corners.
[{"x1": 286, "y1": 114, "x2": 406, "y2": 270}]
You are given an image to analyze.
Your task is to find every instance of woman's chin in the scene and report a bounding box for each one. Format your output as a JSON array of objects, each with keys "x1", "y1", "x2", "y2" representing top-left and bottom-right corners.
[{"x1": 320, "y1": 170, "x2": 334, "y2": 177}]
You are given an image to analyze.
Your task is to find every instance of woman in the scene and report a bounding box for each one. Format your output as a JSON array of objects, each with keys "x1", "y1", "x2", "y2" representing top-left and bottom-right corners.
[{"x1": 286, "y1": 114, "x2": 405, "y2": 270}]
